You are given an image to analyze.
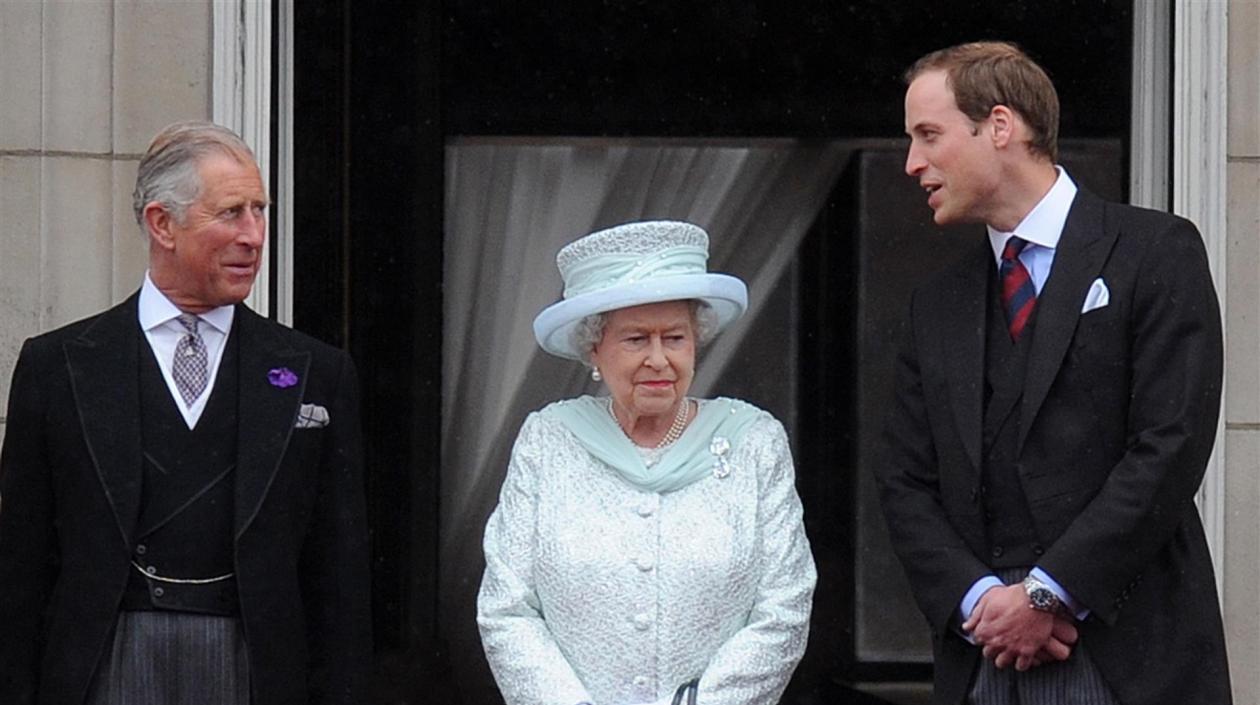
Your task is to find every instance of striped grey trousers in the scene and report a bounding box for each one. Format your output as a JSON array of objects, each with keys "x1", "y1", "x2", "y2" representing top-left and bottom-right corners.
[
  {"x1": 85, "y1": 611, "x2": 250, "y2": 705},
  {"x1": 968, "y1": 568, "x2": 1119, "y2": 705}
]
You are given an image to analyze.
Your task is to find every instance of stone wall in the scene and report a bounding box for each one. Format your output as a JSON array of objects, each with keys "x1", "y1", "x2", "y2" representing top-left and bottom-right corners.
[
  {"x1": 1225, "y1": 2, "x2": 1260, "y2": 701},
  {"x1": 0, "y1": 0, "x2": 212, "y2": 445}
]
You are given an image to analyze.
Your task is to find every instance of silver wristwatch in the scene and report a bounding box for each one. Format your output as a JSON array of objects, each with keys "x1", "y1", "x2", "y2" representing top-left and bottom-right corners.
[{"x1": 1023, "y1": 575, "x2": 1062, "y2": 613}]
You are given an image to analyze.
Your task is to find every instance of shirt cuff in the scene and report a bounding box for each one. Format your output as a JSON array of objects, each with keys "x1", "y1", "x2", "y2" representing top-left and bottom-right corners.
[
  {"x1": 959, "y1": 575, "x2": 1005, "y2": 635},
  {"x1": 1030, "y1": 566, "x2": 1090, "y2": 621}
]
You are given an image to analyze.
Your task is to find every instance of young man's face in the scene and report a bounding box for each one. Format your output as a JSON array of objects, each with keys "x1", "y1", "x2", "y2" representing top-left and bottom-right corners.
[{"x1": 903, "y1": 70, "x2": 1003, "y2": 227}]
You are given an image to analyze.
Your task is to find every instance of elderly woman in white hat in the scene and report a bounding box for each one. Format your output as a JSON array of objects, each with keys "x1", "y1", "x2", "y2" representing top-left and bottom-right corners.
[{"x1": 477, "y1": 221, "x2": 816, "y2": 705}]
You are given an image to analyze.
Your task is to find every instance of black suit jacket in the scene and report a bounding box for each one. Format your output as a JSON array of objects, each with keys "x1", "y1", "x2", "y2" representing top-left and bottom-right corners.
[
  {"x1": 0, "y1": 294, "x2": 371, "y2": 705},
  {"x1": 876, "y1": 189, "x2": 1230, "y2": 705}
]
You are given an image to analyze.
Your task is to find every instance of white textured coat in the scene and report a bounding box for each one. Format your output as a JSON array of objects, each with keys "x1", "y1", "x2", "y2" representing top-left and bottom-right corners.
[{"x1": 478, "y1": 399, "x2": 816, "y2": 705}]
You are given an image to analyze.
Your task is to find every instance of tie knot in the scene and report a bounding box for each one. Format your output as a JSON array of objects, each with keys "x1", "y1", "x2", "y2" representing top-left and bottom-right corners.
[
  {"x1": 1002, "y1": 236, "x2": 1029, "y2": 262},
  {"x1": 176, "y1": 313, "x2": 200, "y2": 335}
]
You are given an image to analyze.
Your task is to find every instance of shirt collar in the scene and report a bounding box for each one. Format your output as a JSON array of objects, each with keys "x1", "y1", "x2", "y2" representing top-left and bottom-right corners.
[
  {"x1": 987, "y1": 166, "x2": 1078, "y2": 262},
  {"x1": 138, "y1": 272, "x2": 235, "y2": 334}
]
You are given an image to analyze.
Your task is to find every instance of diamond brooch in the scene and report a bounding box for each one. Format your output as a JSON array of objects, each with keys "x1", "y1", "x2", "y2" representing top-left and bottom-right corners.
[{"x1": 710, "y1": 436, "x2": 733, "y2": 479}]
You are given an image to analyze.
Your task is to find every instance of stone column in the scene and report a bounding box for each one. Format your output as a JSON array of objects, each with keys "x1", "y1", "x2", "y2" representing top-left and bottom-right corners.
[{"x1": 1225, "y1": 2, "x2": 1260, "y2": 703}]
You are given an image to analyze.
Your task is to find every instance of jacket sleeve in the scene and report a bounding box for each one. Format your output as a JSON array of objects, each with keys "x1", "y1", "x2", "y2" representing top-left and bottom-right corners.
[
  {"x1": 656, "y1": 417, "x2": 815, "y2": 705},
  {"x1": 477, "y1": 414, "x2": 594, "y2": 705},
  {"x1": 874, "y1": 293, "x2": 994, "y2": 637},
  {"x1": 299, "y1": 352, "x2": 372, "y2": 705},
  {"x1": 1038, "y1": 217, "x2": 1223, "y2": 624},
  {"x1": 0, "y1": 339, "x2": 59, "y2": 705}
]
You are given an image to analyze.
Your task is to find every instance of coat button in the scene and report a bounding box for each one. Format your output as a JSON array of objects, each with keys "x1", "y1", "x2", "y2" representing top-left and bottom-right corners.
[
  {"x1": 633, "y1": 676, "x2": 649, "y2": 689},
  {"x1": 135, "y1": 544, "x2": 147, "y2": 555},
  {"x1": 1032, "y1": 544, "x2": 1045, "y2": 556},
  {"x1": 632, "y1": 613, "x2": 652, "y2": 631},
  {"x1": 991, "y1": 546, "x2": 1004, "y2": 558},
  {"x1": 636, "y1": 500, "x2": 655, "y2": 517},
  {"x1": 153, "y1": 587, "x2": 165, "y2": 598}
]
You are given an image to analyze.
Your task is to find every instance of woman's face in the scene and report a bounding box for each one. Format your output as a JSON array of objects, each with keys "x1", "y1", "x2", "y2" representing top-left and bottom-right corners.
[{"x1": 590, "y1": 300, "x2": 696, "y2": 421}]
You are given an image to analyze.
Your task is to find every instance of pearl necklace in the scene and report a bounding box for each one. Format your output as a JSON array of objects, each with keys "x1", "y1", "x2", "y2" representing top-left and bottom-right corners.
[{"x1": 608, "y1": 397, "x2": 691, "y2": 449}]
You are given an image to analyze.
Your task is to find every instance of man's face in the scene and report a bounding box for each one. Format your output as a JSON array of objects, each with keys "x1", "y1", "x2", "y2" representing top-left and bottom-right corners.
[
  {"x1": 903, "y1": 70, "x2": 1000, "y2": 226},
  {"x1": 157, "y1": 153, "x2": 268, "y2": 312}
]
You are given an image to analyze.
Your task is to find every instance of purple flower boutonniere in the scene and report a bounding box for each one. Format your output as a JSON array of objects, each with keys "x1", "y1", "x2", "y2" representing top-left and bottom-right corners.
[{"x1": 268, "y1": 367, "x2": 299, "y2": 388}]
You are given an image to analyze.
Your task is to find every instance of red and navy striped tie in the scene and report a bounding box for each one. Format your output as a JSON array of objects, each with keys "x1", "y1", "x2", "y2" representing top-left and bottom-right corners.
[{"x1": 1000, "y1": 236, "x2": 1036, "y2": 341}]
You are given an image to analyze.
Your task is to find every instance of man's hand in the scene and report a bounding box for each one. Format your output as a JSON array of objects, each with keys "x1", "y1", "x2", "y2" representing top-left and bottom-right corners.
[
  {"x1": 962, "y1": 584, "x2": 1078, "y2": 671},
  {"x1": 1032, "y1": 616, "x2": 1080, "y2": 667}
]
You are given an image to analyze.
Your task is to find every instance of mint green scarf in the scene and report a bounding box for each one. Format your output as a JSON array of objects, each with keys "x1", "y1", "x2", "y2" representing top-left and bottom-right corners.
[{"x1": 544, "y1": 395, "x2": 765, "y2": 494}]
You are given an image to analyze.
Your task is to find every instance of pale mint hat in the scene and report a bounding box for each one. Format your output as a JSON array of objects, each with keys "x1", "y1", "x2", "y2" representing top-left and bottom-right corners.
[{"x1": 533, "y1": 220, "x2": 748, "y2": 360}]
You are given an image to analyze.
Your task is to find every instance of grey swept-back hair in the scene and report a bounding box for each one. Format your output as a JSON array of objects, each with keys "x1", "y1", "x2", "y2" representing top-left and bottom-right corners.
[
  {"x1": 571, "y1": 299, "x2": 721, "y2": 365},
  {"x1": 132, "y1": 121, "x2": 257, "y2": 231}
]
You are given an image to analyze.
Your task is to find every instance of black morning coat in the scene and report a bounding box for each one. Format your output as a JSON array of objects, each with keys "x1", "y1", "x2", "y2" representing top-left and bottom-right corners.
[
  {"x1": 876, "y1": 189, "x2": 1231, "y2": 705},
  {"x1": 0, "y1": 294, "x2": 371, "y2": 705}
]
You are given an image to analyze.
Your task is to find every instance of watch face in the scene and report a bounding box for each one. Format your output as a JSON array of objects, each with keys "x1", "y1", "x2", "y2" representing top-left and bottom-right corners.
[{"x1": 1029, "y1": 586, "x2": 1057, "y2": 611}]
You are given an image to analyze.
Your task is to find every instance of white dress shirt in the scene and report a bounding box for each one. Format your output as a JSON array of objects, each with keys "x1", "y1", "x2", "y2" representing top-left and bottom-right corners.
[
  {"x1": 987, "y1": 166, "x2": 1078, "y2": 294},
  {"x1": 960, "y1": 167, "x2": 1089, "y2": 628},
  {"x1": 985, "y1": 166, "x2": 1078, "y2": 295},
  {"x1": 137, "y1": 273, "x2": 235, "y2": 429}
]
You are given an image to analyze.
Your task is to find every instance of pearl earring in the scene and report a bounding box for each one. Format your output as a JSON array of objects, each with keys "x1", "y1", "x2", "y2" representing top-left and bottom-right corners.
[{"x1": 591, "y1": 367, "x2": 602, "y2": 382}]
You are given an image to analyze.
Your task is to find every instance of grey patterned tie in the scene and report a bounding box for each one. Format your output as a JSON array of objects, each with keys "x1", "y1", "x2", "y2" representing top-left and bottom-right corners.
[{"x1": 172, "y1": 314, "x2": 209, "y2": 405}]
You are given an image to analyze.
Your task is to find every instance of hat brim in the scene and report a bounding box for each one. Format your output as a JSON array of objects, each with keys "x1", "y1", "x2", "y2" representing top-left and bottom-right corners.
[{"x1": 533, "y1": 273, "x2": 748, "y2": 360}]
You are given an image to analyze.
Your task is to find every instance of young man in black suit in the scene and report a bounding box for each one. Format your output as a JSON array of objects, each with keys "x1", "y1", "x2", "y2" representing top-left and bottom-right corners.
[
  {"x1": 0, "y1": 122, "x2": 370, "y2": 705},
  {"x1": 876, "y1": 42, "x2": 1230, "y2": 704}
]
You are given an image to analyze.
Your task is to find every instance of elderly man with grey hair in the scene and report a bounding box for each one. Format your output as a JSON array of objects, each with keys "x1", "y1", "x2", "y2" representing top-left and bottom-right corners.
[{"x1": 0, "y1": 121, "x2": 371, "y2": 705}]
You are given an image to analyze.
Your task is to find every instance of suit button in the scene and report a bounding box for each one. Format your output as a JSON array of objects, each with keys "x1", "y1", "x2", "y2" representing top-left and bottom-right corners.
[
  {"x1": 1032, "y1": 544, "x2": 1045, "y2": 556},
  {"x1": 991, "y1": 546, "x2": 1004, "y2": 558},
  {"x1": 153, "y1": 587, "x2": 165, "y2": 598},
  {"x1": 135, "y1": 544, "x2": 147, "y2": 555}
]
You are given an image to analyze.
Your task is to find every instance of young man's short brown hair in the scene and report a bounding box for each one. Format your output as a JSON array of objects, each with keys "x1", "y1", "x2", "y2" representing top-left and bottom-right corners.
[{"x1": 905, "y1": 41, "x2": 1060, "y2": 163}]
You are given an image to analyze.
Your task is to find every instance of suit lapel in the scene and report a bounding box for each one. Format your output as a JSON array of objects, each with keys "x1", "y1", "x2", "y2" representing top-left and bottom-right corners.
[
  {"x1": 233, "y1": 305, "x2": 310, "y2": 539},
  {"x1": 1019, "y1": 189, "x2": 1116, "y2": 449},
  {"x1": 939, "y1": 241, "x2": 990, "y2": 474},
  {"x1": 64, "y1": 294, "x2": 144, "y2": 548}
]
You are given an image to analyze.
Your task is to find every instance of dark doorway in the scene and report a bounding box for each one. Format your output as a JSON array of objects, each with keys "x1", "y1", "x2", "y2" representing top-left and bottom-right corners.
[{"x1": 290, "y1": 3, "x2": 1133, "y2": 703}]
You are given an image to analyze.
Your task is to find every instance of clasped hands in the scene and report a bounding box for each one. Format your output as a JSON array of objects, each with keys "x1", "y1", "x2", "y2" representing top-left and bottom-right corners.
[{"x1": 962, "y1": 584, "x2": 1078, "y2": 671}]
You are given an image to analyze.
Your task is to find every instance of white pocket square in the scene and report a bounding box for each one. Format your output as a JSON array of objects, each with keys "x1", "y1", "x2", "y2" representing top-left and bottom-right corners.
[
  {"x1": 295, "y1": 403, "x2": 330, "y2": 429},
  {"x1": 1081, "y1": 277, "x2": 1110, "y2": 313}
]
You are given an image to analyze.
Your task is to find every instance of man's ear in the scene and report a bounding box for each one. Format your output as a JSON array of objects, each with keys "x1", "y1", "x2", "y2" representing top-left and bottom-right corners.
[
  {"x1": 987, "y1": 105, "x2": 1016, "y2": 149},
  {"x1": 143, "y1": 202, "x2": 177, "y2": 251}
]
